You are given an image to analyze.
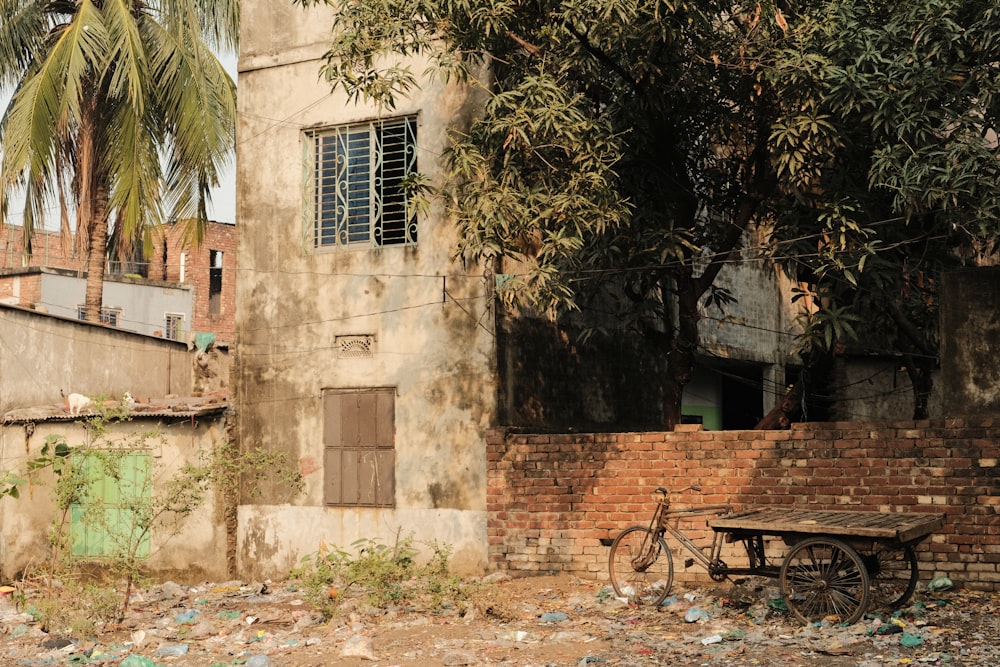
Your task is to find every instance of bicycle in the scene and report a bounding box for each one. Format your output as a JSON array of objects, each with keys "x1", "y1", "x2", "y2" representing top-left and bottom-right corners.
[{"x1": 607, "y1": 485, "x2": 735, "y2": 606}]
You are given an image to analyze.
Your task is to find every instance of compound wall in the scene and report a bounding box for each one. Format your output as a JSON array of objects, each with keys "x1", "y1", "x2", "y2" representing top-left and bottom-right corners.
[{"x1": 487, "y1": 419, "x2": 1000, "y2": 590}]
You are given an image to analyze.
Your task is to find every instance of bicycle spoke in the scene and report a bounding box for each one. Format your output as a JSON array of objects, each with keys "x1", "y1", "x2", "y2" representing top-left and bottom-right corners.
[
  {"x1": 608, "y1": 527, "x2": 673, "y2": 606},
  {"x1": 781, "y1": 538, "x2": 870, "y2": 625}
]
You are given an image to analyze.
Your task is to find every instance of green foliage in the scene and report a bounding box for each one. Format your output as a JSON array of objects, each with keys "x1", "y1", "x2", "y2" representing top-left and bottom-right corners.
[
  {"x1": 768, "y1": 0, "x2": 993, "y2": 369},
  {"x1": 1, "y1": 435, "x2": 72, "y2": 500},
  {"x1": 291, "y1": 535, "x2": 465, "y2": 618},
  {"x1": 300, "y1": 0, "x2": 1000, "y2": 422},
  {"x1": 0, "y1": 0, "x2": 238, "y2": 319}
]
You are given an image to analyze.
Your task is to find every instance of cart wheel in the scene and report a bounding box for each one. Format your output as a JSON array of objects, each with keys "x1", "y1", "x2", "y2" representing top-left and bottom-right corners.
[
  {"x1": 780, "y1": 537, "x2": 871, "y2": 625},
  {"x1": 608, "y1": 526, "x2": 674, "y2": 606},
  {"x1": 864, "y1": 545, "x2": 918, "y2": 609}
]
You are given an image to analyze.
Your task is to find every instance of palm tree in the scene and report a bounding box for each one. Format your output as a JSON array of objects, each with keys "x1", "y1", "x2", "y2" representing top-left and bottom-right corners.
[{"x1": 0, "y1": 0, "x2": 237, "y2": 322}]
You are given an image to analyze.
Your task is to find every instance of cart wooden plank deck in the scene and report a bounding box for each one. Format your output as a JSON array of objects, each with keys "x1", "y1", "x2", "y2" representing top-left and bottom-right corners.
[{"x1": 709, "y1": 508, "x2": 946, "y2": 546}]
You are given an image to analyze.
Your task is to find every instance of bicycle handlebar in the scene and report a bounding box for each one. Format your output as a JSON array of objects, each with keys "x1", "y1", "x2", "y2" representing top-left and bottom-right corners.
[{"x1": 655, "y1": 485, "x2": 702, "y2": 496}]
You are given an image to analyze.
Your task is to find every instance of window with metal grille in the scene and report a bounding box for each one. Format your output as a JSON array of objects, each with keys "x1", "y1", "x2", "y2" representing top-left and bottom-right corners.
[
  {"x1": 310, "y1": 116, "x2": 417, "y2": 249},
  {"x1": 77, "y1": 306, "x2": 123, "y2": 327},
  {"x1": 323, "y1": 388, "x2": 395, "y2": 507},
  {"x1": 165, "y1": 313, "x2": 184, "y2": 341}
]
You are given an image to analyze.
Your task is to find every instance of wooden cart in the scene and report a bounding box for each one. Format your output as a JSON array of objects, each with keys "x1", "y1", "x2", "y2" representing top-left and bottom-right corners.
[{"x1": 707, "y1": 508, "x2": 946, "y2": 624}]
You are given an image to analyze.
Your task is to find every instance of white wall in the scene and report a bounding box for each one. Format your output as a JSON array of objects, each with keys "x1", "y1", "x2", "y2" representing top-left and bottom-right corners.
[{"x1": 40, "y1": 272, "x2": 193, "y2": 338}]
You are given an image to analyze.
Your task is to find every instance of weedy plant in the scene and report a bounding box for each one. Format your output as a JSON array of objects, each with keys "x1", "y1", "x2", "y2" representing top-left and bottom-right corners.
[{"x1": 291, "y1": 532, "x2": 467, "y2": 619}]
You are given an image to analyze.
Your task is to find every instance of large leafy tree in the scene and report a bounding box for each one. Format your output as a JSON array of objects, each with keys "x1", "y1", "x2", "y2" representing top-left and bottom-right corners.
[
  {"x1": 762, "y1": 0, "x2": 1000, "y2": 423},
  {"x1": 301, "y1": 0, "x2": 1000, "y2": 427},
  {"x1": 0, "y1": 0, "x2": 238, "y2": 322}
]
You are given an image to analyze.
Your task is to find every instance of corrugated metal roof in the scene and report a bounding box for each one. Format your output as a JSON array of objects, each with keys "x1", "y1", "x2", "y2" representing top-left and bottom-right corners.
[{"x1": 2, "y1": 394, "x2": 228, "y2": 424}]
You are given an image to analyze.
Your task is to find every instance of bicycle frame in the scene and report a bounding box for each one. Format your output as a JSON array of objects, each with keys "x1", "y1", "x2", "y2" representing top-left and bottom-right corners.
[
  {"x1": 648, "y1": 498, "x2": 735, "y2": 578},
  {"x1": 643, "y1": 489, "x2": 782, "y2": 579}
]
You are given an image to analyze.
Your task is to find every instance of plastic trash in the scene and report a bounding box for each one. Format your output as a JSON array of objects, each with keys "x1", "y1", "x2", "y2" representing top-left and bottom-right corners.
[
  {"x1": 155, "y1": 643, "x2": 189, "y2": 656},
  {"x1": 927, "y1": 576, "x2": 953, "y2": 592},
  {"x1": 900, "y1": 632, "x2": 924, "y2": 648},
  {"x1": 540, "y1": 611, "x2": 569, "y2": 622},
  {"x1": 684, "y1": 607, "x2": 710, "y2": 623},
  {"x1": 245, "y1": 655, "x2": 272, "y2": 667},
  {"x1": 659, "y1": 595, "x2": 678, "y2": 607},
  {"x1": 766, "y1": 598, "x2": 789, "y2": 611},
  {"x1": 120, "y1": 656, "x2": 157, "y2": 667},
  {"x1": 175, "y1": 609, "x2": 198, "y2": 624},
  {"x1": 701, "y1": 634, "x2": 723, "y2": 645}
]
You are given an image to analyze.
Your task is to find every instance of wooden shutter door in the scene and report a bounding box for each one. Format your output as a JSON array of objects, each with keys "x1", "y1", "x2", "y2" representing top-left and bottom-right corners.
[{"x1": 324, "y1": 389, "x2": 395, "y2": 506}]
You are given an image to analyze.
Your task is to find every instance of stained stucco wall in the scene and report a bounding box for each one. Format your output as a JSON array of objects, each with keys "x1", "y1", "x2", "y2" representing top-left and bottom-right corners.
[
  {"x1": 235, "y1": 0, "x2": 495, "y2": 578},
  {"x1": 941, "y1": 268, "x2": 1000, "y2": 416},
  {"x1": 0, "y1": 305, "x2": 192, "y2": 412},
  {"x1": 0, "y1": 416, "x2": 228, "y2": 582}
]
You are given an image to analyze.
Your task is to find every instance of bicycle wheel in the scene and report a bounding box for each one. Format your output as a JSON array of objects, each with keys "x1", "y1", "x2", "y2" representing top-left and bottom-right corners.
[
  {"x1": 608, "y1": 526, "x2": 673, "y2": 605},
  {"x1": 780, "y1": 537, "x2": 871, "y2": 625},
  {"x1": 864, "y1": 545, "x2": 918, "y2": 609}
]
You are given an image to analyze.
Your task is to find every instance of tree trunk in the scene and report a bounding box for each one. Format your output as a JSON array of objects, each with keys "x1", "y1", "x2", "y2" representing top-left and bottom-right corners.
[
  {"x1": 755, "y1": 383, "x2": 803, "y2": 429},
  {"x1": 886, "y1": 302, "x2": 936, "y2": 420},
  {"x1": 660, "y1": 274, "x2": 700, "y2": 430},
  {"x1": 84, "y1": 191, "x2": 109, "y2": 322},
  {"x1": 76, "y1": 96, "x2": 108, "y2": 323},
  {"x1": 903, "y1": 353, "x2": 933, "y2": 420}
]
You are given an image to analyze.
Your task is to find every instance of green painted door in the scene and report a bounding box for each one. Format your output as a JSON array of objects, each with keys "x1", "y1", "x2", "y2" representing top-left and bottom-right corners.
[{"x1": 70, "y1": 452, "x2": 151, "y2": 559}]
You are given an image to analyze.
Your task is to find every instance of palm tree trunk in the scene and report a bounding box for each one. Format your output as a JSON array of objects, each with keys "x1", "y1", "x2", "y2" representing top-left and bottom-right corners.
[
  {"x1": 85, "y1": 191, "x2": 109, "y2": 322},
  {"x1": 76, "y1": 95, "x2": 109, "y2": 322}
]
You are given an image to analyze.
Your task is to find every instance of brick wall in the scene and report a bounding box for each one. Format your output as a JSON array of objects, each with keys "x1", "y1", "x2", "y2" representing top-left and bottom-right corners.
[
  {"x1": 0, "y1": 227, "x2": 80, "y2": 271},
  {"x1": 0, "y1": 222, "x2": 236, "y2": 344},
  {"x1": 149, "y1": 221, "x2": 236, "y2": 343},
  {"x1": 486, "y1": 419, "x2": 1000, "y2": 591}
]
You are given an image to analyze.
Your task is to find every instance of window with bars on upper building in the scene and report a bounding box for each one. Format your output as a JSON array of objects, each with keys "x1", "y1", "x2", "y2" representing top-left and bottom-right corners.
[
  {"x1": 164, "y1": 313, "x2": 184, "y2": 341},
  {"x1": 77, "y1": 307, "x2": 123, "y2": 327},
  {"x1": 308, "y1": 115, "x2": 418, "y2": 249}
]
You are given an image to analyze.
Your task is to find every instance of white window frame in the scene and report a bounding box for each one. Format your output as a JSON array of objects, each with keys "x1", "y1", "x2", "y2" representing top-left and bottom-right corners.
[
  {"x1": 306, "y1": 115, "x2": 418, "y2": 250},
  {"x1": 77, "y1": 306, "x2": 123, "y2": 327},
  {"x1": 164, "y1": 313, "x2": 185, "y2": 341}
]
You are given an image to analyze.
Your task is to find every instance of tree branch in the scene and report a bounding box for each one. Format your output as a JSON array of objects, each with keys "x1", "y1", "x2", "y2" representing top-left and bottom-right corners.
[{"x1": 564, "y1": 24, "x2": 642, "y2": 97}]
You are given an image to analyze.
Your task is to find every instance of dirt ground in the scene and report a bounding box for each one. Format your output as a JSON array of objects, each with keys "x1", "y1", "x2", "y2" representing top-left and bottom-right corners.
[{"x1": 1, "y1": 572, "x2": 997, "y2": 666}]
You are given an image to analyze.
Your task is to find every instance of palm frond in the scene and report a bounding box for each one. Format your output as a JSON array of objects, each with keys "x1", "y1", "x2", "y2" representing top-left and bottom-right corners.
[
  {"x1": 0, "y1": 0, "x2": 49, "y2": 90},
  {"x1": 102, "y1": 0, "x2": 150, "y2": 111},
  {"x1": 50, "y1": 0, "x2": 110, "y2": 127},
  {"x1": 144, "y1": 16, "x2": 235, "y2": 222},
  {"x1": 102, "y1": 99, "x2": 165, "y2": 242}
]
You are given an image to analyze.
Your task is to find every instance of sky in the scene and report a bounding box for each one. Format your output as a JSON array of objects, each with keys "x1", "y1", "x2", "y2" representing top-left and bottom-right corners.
[{"x1": 0, "y1": 53, "x2": 239, "y2": 228}]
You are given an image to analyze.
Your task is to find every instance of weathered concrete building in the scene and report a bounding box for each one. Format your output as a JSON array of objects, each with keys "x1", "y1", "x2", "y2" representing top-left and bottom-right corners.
[
  {"x1": 0, "y1": 406, "x2": 229, "y2": 583},
  {"x1": 235, "y1": 1, "x2": 494, "y2": 576},
  {"x1": 941, "y1": 267, "x2": 1000, "y2": 416},
  {"x1": 234, "y1": 1, "x2": 940, "y2": 578},
  {"x1": 0, "y1": 305, "x2": 231, "y2": 580}
]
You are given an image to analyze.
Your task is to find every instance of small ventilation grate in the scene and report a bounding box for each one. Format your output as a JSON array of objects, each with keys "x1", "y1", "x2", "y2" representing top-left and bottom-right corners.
[{"x1": 337, "y1": 335, "x2": 375, "y2": 359}]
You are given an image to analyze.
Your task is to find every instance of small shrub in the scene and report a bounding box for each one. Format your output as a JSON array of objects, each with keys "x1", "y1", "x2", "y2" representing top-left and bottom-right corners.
[
  {"x1": 19, "y1": 575, "x2": 121, "y2": 640},
  {"x1": 291, "y1": 533, "x2": 467, "y2": 618}
]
